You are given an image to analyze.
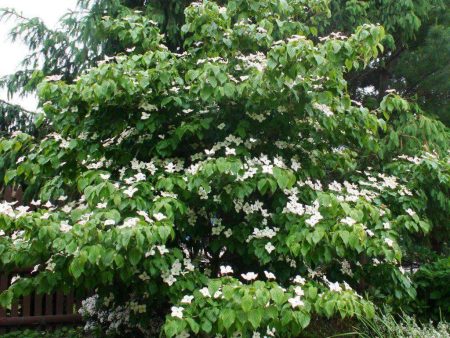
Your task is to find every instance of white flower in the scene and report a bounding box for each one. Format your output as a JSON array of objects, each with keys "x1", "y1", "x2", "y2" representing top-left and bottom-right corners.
[
  {"x1": 294, "y1": 286, "x2": 304, "y2": 296},
  {"x1": 293, "y1": 275, "x2": 306, "y2": 285},
  {"x1": 305, "y1": 213, "x2": 323, "y2": 227},
  {"x1": 366, "y1": 229, "x2": 375, "y2": 237},
  {"x1": 264, "y1": 271, "x2": 276, "y2": 280},
  {"x1": 96, "y1": 202, "x2": 107, "y2": 209},
  {"x1": 266, "y1": 327, "x2": 276, "y2": 337},
  {"x1": 119, "y1": 217, "x2": 139, "y2": 228},
  {"x1": 341, "y1": 217, "x2": 356, "y2": 226},
  {"x1": 220, "y1": 265, "x2": 234, "y2": 275},
  {"x1": 171, "y1": 306, "x2": 184, "y2": 319},
  {"x1": 181, "y1": 295, "x2": 194, "y2": 304},
  {"x1": 405, "y1": 208, "x2": 416, "y2": 217},
  {"x1": 288, "y1": 296, "x2": 304, "y2": 308},
  {"x1": 154, "y1": 212, "x2": 167, "y2": 221},
  {"x1": 31, "y1": 199, "x2": 41, "y2": 206},
  {"x1": 124, "y1": 186, "x2": 138, "y2": 197},
  {"x1": 60, "y1": 221, "x2": 72, "y2": 233},
  {"x1": 175, "y1": 332, "x2": 190, "y2": 338},
  {"x1": 157, "y1": 245, "x2": 169, "y2": 255},
  {"x1": 384, "y1": 238, "x2": 394, "y2": 247},
  {"x1": 241, "y1": 272, "x2": 258, "y2": 281},
  {"x1": 199, "y1": 287, "x2": 211, "y2": 297},
  {"x1": 104, "y1": 219, "x2": 115, "y2": 226},
  {"x1": 224, "y1": 228, "x2": 233, "y2": 238},
  {"x1": 225, "y1": 147, "x2": 236, "y2": 156},
  {"x1": 100, "y1": 173, "x2": 111, "y2": 180},
  {"x1": 265, "y1": 242, "x2": 275, "y2": 254},
  {"x1": 383, "y1": 222, "x2": 391, "y2": 229},
  {"x1": 11, "y1": 275, "x2": 20, "y2": 284},
  {"x1": 217, "y1": 123, "x2": 226, "y2": 130},
  {"x1": 214, "y1": 290, "x2": 222, "y2": 299},
  {"x1": 134, "y1": 172, "x2": 146, "y2": 181},
  {"x1": 329, "y1": 282, "x2": 342, "y2": 292}
]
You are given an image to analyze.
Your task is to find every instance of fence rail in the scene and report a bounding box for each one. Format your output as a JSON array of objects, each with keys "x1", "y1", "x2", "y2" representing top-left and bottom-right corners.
[
  {"x1": 0, "y1": 186, "x2": 82, "y2": 330},
  {"x1": 0, "y1": 270, "x2": 81, "y2": 328}
]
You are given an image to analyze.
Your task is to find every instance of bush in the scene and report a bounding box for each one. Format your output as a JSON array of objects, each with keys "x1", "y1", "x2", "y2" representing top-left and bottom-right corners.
[
  {"x1": 409, "y1": 257, "x2": 450, "y2": 321},
  {"x1": 0, "y1": 0, "x2": 449, "y2": 337}
]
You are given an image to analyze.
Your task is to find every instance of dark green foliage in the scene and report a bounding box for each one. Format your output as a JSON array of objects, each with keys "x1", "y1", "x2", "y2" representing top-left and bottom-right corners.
[{"x1": 410, "y1": 258, "x2": 450, "y2": 321}]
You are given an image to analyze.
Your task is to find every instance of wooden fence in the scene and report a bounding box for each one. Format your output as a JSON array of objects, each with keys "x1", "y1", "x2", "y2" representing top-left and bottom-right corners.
[
  {"x1": 0, "y1": 270, "x2": 81, "y2": 330},
  {"x1": 0, "y1": 186, "x2": 82, "y2": 331}
]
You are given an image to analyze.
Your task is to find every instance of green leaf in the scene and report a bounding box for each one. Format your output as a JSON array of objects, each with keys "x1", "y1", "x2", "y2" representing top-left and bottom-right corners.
[
  {"x1": 186, "y1": 318, "x2": 200, "y2": 334},
  {"x1": 220, "y1": 308, "x2": 235, "y2": 330},
  {"x1": 4, "y1": 169, "x2": 17, "y2": 184},
  {"x1": 241, "y1": 294, "x2": 253, "y2": 312},
  {"x1": 308, "y1": 286, "x2": 318, "y2": 300},
  {"x1": 272, "y1": 167, "x2": 295, "y2": 189},
  {"x1": 270, "y1": 287, "x2": 285, "y2": 305},
  {"x1": 129, "y1": 247, "x2": 141, "y2": 266},
  {"x1": 223, "y1": 83, "x2": 235, "y2": 97},
  {"x1": 248, "y1": 308, "x2": 262, "y2": 329},
  {"x1": 201, "y1": 319, "x2": 212, "y2": 333},
  {"x1": 69, "y1": 256, "x2": 86, "y2": 279}
]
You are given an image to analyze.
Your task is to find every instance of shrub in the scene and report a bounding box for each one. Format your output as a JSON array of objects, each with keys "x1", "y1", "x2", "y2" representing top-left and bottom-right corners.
[{"x1": 0, "y1": 0, "x2": 449, "y2": 337}]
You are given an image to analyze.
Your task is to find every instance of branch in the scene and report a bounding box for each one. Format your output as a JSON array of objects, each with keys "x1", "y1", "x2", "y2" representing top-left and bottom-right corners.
[{"x1": 0, "y1": 99, "x2": 35, "y2": 115}]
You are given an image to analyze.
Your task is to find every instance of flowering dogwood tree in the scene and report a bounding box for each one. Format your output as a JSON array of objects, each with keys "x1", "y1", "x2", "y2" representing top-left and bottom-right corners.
[{"x1": 0, "y1": 1, "x2": 449, "y2": 337}]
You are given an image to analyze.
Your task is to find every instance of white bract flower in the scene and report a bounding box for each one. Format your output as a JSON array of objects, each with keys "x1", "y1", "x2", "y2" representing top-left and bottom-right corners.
[
  {"x1": 305, "y1": 213, "x2": 323, "y2": 227},
  {"x1": 171, "y1": 306, "x2": 184, "y2": 319},
  {"x1": 329, "y1": 282, "x2": 342, "y2": 292},
  {"x1": 265, "y1": 242, "x2": 276, "y2": 254},
  {"x1": 11, "y1": 275, "x2": 20, "y2": 284},
  {"x1": 225, "y1": 147, "x2": 236, "y2": 156},
  {"x1": 293, "y1": 275, "x2": 306, "y2": 285},
  {"x1": 96, "y1": 202, "x2": 107, "y2": 209},
  {"x1": 264, "y1": 271, "x2": 276, "y2": 280},
  {"x1": 341, "y1": 217, "x2": 356, "y2": 226},
  {"x1": 199, "y1": 287, "x2": 211, "y2": 297},
  {"x1": 100, "y1": 173, "x2": 111, "y2": 180},
  {"x1": 60, "y1": 221, "x2": 72, "y2": 233},
  {"x1": 181, "y1": 295, "x2": 194, "y2": 304},
  {"x1": 124, "y1": 186, "x2": 138, "y2": 197},
  {"x1": 224, "y1": 228, "x2": 233, "y2": 238},
  {"x1": 104, "y1": 219, "x2": 115, "y2": 226},
  {"x1": 405, "y1": 208, "x2": 416, "y2": 217},
  {"x1": 384, "y1": 238, "x2": 394, "y2": 247},
  {"x1": 241, "y1": 272, "x2": 258, "y2": 281},
  {"x1": 154, "y1": 212, "x2": 167, "y2": 221},
  {"x1": 288, "y1": 296, "x2": 304, "y2": 308},
  {"x1": 294, "y1": 286, "x2": 304, "y2": 296},
  {"x1": 157, "y1": 245, "x2": 169, "y2": 255},
  {"x1": 220, "y1": 265, "x2": 234, "y2": 275}
]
